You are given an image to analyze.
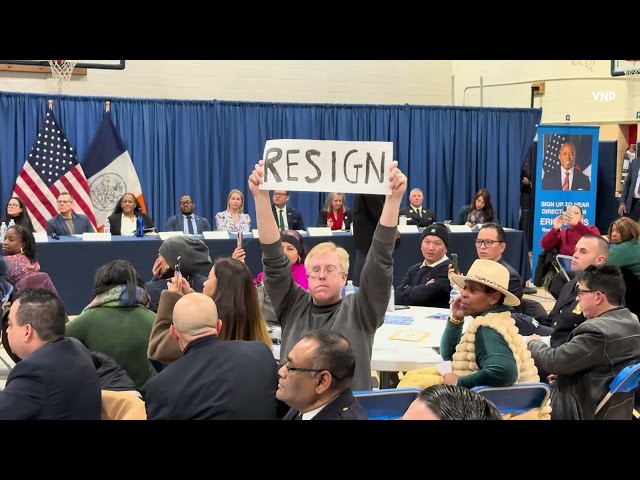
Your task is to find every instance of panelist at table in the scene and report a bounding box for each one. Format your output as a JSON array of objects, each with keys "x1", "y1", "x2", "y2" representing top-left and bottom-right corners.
[
  {"x1": 107, "y1": 193, "x2": 154, "y2": 235},
  {"x1": 46, "y1": 192, "x2": 95, "y2": 237},
  {"x1": 164, "y1": 195, "x2": 211, "y2": 234}
]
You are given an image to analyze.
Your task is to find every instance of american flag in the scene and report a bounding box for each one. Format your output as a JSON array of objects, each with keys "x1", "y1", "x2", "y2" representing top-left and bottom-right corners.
[
  {"x1": 542, "y1": 133, "x2": 568, "y2": 176},
  {"x1": 12, "y1": 109, "x2": 97, "y2": 232}
]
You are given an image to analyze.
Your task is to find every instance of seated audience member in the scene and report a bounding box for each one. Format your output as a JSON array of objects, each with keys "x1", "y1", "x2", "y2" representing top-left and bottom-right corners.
[
  {"x1": 215, "y1": 189, "x2": 251, "y2": 233},
  {"x1": 539, "y1": 205, "x2": 600, "y2": 256},
  {"x1": 0, "y1": 259, "x2": 12, "y2": 304},
  {"x1": 145, "y1": 235, "x2": 211, "y2": 312},
  {"x1": 164, "y1": 195, "x2": 211, "y2": 234},
  {"x1": 526, "y1": 265, "x2": 640, "y2": 420},
  {"x1": 65, "y1": 260, "x2": 155, "y2": 394},
  {"x1": 148, "y1": 257, "x2": 272, "y2": 366},
  {"x1": 3, "y1": 196, "x2": 34, "y2": 231},
  {"x1": 316, "y1": 192, "x2": 352, "y2": 231},
  {"x1": 45, "y1": 192, "x2": 94, "y2": 236},
  {"x1": 605, "y1": 217, "x2": 640, "y2": 280},
  {"x1": 399, "y1": 188, "x2": 435, "y2": 228},
  {"x1": 2, "y1": 225, "x2": 40, "y2": 285},
  {"x1": 540, "y1": 235, "x2": 609, "y2": 349},
  {"x1": 278, "y1": 329, "x2": 367, "y2": 420},
  {"x1": 107, "y1": 193, "x2": 154, "y2": 236},
  {"x1": 402, "y1": 384, "x2": 502, "y2": 420},
  {"x1": 272, "y1": 190, "x2": 305, "y2": 231},
  {"x1": 0, "y1": 288, "x2": 101, "y2": 420},
  {"x1": 455, "y1": 189, "x2": 496, "y2": 226},
  {"x1": 251, "y1": 159, "x2": 406, "y2": 391},
  {"x1": 395, "y1": 222, "x2": 452, "y2": 308},
  {"x1": 145, "y1": 293, "x2": 279, "y2": 420}
]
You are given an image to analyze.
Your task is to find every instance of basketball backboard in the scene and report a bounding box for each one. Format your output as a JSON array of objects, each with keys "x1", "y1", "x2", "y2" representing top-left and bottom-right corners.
[
  {"x1": 611, "y1": 60, "x2": 639, "y2": 76},
  {"x1": 0, "y1": 60, "x2": 124, "y2": 70}
]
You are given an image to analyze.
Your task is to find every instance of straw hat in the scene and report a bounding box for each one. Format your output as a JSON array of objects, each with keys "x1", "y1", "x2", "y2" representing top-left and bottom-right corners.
[{"x1": 450, "y1": 258, "x2": 520, "y2": 307}]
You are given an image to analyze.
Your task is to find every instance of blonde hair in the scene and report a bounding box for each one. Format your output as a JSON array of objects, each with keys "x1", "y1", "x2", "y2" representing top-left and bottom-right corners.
[
  {"x1": 227, "y1": 189, "x2": 244, "y2": 213},
  {"x1": 305, "y1": 242, "x2": 349, "y2": 273},
  {"x1": 323, "y1": 192, "x2": 346, "y2": 212}
]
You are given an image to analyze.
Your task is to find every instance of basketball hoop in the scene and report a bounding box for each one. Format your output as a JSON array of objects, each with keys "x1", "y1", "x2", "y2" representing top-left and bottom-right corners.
[
  {"x1": 623, "y1": 61, "x2": 640, "y2": 97},
  {"x1": 570, "y1": 60, "x2": 596, "y2": 71},
  {"x1": 48, "y1": 60, "x2": 77, "y2": 92}
]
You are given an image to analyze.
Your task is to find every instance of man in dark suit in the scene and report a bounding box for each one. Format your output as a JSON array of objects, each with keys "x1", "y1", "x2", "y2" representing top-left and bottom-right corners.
[
  {"x1": 0, "y1": 288, "x2": 101, "y2": 420},
  {"x1": 278, "y1": 329, "x2": 367, "y2": 420},
  {"x1": 352, "y1": 193, "x2": 385, "y2": 286},
  {"x1": 144, "y1": 293, "x2": 279, "y2": 420},
  {"x1": 271, "y1": 190, "x2": 305, "y2": 231},
  {"x1": 399, "y1": 188, "x2": 435, "y2": 228},
  {"x1": 619, "y1": 154, "x2": 640, "y2": 221},
  {"x1": 542, "y1": 142, "x2": 591, "y2": 191},
  {"x1": 164, "y1": 195, "x2": 212, "y2": 234},
  {"x1": 45, "y1": 192, "x2": 94, "y2": 236}
]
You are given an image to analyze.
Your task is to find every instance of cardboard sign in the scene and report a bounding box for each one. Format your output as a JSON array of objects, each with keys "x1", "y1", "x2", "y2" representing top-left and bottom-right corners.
[{"x1": 261, "y1": 139, "x2": 393, "y2": 194}]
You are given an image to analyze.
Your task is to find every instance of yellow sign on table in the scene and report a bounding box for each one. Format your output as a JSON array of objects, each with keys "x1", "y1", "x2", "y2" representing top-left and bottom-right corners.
[{"x1": 389, "y1": 330, "x2": 430, "y2": 342}]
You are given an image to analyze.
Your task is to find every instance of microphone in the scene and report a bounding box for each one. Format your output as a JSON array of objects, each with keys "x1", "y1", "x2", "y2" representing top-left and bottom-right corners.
[{"x1": 50, "y1": 233, "x2": 60, "y2": 240}]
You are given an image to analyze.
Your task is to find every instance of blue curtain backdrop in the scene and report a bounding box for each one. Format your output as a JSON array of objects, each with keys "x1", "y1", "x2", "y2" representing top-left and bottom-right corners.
[{"x1": 0, "y1": 91, "x2": 541, "y2": 231}]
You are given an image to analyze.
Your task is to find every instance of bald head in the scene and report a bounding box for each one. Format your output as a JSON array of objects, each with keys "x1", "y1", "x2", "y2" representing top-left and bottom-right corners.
[{"x1": 173, "y1": 293, "x2": 219, "y2": 337}]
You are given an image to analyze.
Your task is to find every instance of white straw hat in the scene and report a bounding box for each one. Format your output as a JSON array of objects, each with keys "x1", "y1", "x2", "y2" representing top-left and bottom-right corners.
[{"x1": 450, "y1": 258, "x2": 520, "y2": 307}]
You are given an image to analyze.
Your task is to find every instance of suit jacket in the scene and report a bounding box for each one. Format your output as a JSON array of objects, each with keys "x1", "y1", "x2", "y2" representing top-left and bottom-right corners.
[
  {"x1": 541, "y1": 277, "x2": 588, "y2": 348},
  {"x1": 399, "y1": 205, "x2": 435, "y2": 228},
  {"x1": 163, "y1": 214, "x2": 211, "y2": 233},
  {"x1": 272, "y1": 205, "x2": 305, "y2": 231},
  {"x1": 145, "y1": 335, "x2": 279, "y2": 420},
  {"x1": 352, "y1": 194, "x2": 385, "y2": 252},
  {"x1": 0, "y1": 337, "x2": 101, "y2": 420},
  {"x1": 282, "y1": 387, "x2": 368, "y2": 420},
  {"x1": 316, "y1": 208, "x2": 352, "y2": 230},
  {"x1": 542, "y1": 168, "x2": 591, "y2": 191},
  {"x1": 107, "y1": 212, "x2": 155, "y2": 236},
  {"x1": 621, "y1": 157, "x2": 640, "y2": 213},
  {"x1": 498, "y1": 258, "x2": 523, "y2": 300},
  {"x1": 46, "y1": 213, "x2": 94, "y2": 236}
]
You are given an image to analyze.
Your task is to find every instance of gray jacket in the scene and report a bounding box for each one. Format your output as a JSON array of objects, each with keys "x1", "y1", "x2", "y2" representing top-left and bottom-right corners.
[
  {"x1": 262, "y1": 223, "x2": 395, "y2": 391},
  {"x1": 528, "y1": 307, "x2": 640, "y2": 420}
]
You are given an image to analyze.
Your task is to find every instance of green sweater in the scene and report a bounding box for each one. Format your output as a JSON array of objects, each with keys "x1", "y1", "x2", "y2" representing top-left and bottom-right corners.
[
  {"x1": 66, "y1": 306, "x2": 156, "y2": 392},
  {"x1": 606, "y1": 240, "x2": 640, "y2": 279},
  {"x1": 440, "y1": 306, "x2": 518, "y2": 388}
]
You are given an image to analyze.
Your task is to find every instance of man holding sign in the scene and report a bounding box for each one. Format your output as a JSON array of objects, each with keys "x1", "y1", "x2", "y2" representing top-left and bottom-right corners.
[{"x1": 249, "y1": 153, "x2": 406, "y2": 391}]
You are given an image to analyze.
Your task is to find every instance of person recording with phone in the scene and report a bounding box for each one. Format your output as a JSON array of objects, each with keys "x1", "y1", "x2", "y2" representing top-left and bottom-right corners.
[
  {"x1": 395, "y1": 222, "x2": 452, "y2": 308},
  {"x1": 539, "y1": 205, "x2": 600, "y2": 256}
]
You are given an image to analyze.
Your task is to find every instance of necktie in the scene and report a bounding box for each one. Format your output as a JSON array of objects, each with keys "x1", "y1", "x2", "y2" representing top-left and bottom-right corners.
[
  {"x1": 278, "y1": 209, "x2": 285, "y2": 231},
  {"x1": 186, "y1": 215, "x2": 195, "y2": 234},
  {"x1": 295, "y1": 412, "x2": 303, "y2": 420},
  {"x1": 562, "y1": 172, "x2": 570, "y2": 191}
]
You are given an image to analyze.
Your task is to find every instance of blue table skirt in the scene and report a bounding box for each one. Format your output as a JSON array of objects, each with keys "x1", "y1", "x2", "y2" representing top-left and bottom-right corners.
[{"x1": 33, "y1": 230, "x2": 530, "y2": 315}]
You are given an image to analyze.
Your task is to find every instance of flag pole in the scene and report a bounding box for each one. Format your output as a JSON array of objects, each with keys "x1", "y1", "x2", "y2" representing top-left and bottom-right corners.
[
  {"x1": 48, "y1": 99, "x2": 53, "y2": 110},
  {"x1": 105, "y1": 100, "x2": 110, "y2": 113}
]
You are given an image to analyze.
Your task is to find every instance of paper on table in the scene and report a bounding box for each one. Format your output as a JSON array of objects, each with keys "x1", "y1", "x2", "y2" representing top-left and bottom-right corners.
[
  {"x1": 389, "y1": 330, "x2": 430, "y2": 342},
  {"x1": 436, "y1": 361, "x2": 452, "y2": 375},
  {"x1": 539, "y1": 336, "x2": 551, "y2": 346}
]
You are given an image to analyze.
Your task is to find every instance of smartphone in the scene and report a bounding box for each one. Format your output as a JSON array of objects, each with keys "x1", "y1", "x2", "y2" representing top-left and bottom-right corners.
[
  {"x1": 174, "y1": 255, "x2": 181, "y2": 275},
  {"x1": 237, "y1": 231, "x2": 243, "y2": 249},
  {"x1": 450, "y1": 253, "x2": 459, "y2": 273}
]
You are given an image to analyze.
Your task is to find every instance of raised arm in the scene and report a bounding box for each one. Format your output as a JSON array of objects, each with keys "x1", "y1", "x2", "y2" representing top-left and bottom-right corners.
[{"x1": 248, "y1": 159, "x2": 280, "y2": 245}]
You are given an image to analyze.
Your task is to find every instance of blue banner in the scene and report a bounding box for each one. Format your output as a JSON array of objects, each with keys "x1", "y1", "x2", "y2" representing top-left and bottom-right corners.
[{"x1": 531, "y1": 125, "x2": 600, "y2": 274}]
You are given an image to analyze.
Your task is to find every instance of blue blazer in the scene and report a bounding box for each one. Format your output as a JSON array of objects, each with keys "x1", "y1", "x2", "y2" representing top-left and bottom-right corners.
[
  {"x1": 46, "y1": 213, "x2": 94, "y2": 236},
  {"x1": 0, "y1": 338, "x2": 101, "y2": 420},
  {"x1": 621, "y1": 157, "x2": 640, "y2": 213},
  {"x1": 164, "y1": 214, "x2": 212, "y2": 233},
  {"x1": 272, "y1": 205, "x2": 305, "y2": 231}
]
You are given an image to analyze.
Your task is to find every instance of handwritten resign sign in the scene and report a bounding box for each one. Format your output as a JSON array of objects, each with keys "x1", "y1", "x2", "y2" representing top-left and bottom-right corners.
[{"x1": 260, "y1": 139, "x2": 393, "y2": 195}]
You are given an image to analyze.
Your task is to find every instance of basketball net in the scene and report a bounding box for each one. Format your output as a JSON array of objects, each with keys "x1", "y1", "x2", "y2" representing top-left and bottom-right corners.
[
  {"x1": 623, "y1": 61, "x2": 640, "y2": 97},
  {"x1": 48, "y1": 60, "x2": 77, "y2": 92}
]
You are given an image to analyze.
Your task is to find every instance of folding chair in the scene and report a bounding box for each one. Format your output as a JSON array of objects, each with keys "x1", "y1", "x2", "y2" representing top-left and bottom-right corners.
[
  {"x1": 353, "y1": 387, "x2": 421, "y2": 420},
  {"x1": 471, "y1": 382, "x2": 551, "y2": 416},
  {"x1": 595, "y1": 362, "x2": 640, "y2": 420},
  {"x1": 552, "y1": 254, "x2": 574, "y2": 283}
]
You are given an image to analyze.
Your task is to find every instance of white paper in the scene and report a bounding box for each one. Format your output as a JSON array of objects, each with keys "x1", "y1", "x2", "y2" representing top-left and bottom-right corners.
[{"x1": 436, "y1": 361, "x2": 452, "y2": 375}]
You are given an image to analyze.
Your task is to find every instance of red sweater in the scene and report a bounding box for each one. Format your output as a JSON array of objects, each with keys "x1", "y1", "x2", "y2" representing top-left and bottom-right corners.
[{"x1": 539, "y1": 222, "x2": 601, "y2": 256}]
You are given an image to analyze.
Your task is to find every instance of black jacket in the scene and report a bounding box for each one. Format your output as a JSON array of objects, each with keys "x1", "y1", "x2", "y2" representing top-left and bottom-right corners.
[
  {"x1": 395, "y1": 261, "x2": 452, "y2": 308},
  {"x1": 282, "y1": 387, "x2": 368, "y2": 420}
]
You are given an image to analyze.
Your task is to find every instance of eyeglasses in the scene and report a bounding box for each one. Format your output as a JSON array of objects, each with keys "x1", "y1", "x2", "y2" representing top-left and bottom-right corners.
[
  {"x1": 307, "y1": 265, "x2": 345, "y2": 278},
  {"x1": 278, "y1": 362, "x2": 341, "y2": 381},
  {"x1": 273, "y1": 192, "x2": 287, "y2": 197},
  {"x1": 576, "y1": 288, "x2": 598, "y2": 297},
  {"x1": 180, "y1": 201, "x2": 193, "y2": 205},
  {"x1": 475, "y1": 239, "x2": 503, "y2": 248},
  {"x1": 7, "y1": 203, "x2": 20, "y2": 208}
]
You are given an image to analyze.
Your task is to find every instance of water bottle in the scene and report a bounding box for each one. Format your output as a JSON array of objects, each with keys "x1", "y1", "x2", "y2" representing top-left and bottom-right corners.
[
  {"x1": 450, "y1": 285, "x2": 461, "y2": 304},
  {"x1": 387, "y1": 286, "x2": 395, "y2": 312},
  {"x1": 0, "y1": 222, "x2": 6, "y2": 240},
  {"x1": 344, "y1": 280, "x2": 356, "y2": 296},
  {"x1": 135, "y1": 215, "x2": 144, "y2": 237},
  {"x1": 103, "y1": 219, "x2": 111, "y2": 234},
  {"x1": 8, "y1": 219, "x2": 15, "y2": 228}
]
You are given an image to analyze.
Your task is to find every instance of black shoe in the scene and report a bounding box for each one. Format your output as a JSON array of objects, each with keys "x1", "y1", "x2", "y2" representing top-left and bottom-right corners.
[{"x1": 522, "y1": 286, "x2": 537, "y2": 295}]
